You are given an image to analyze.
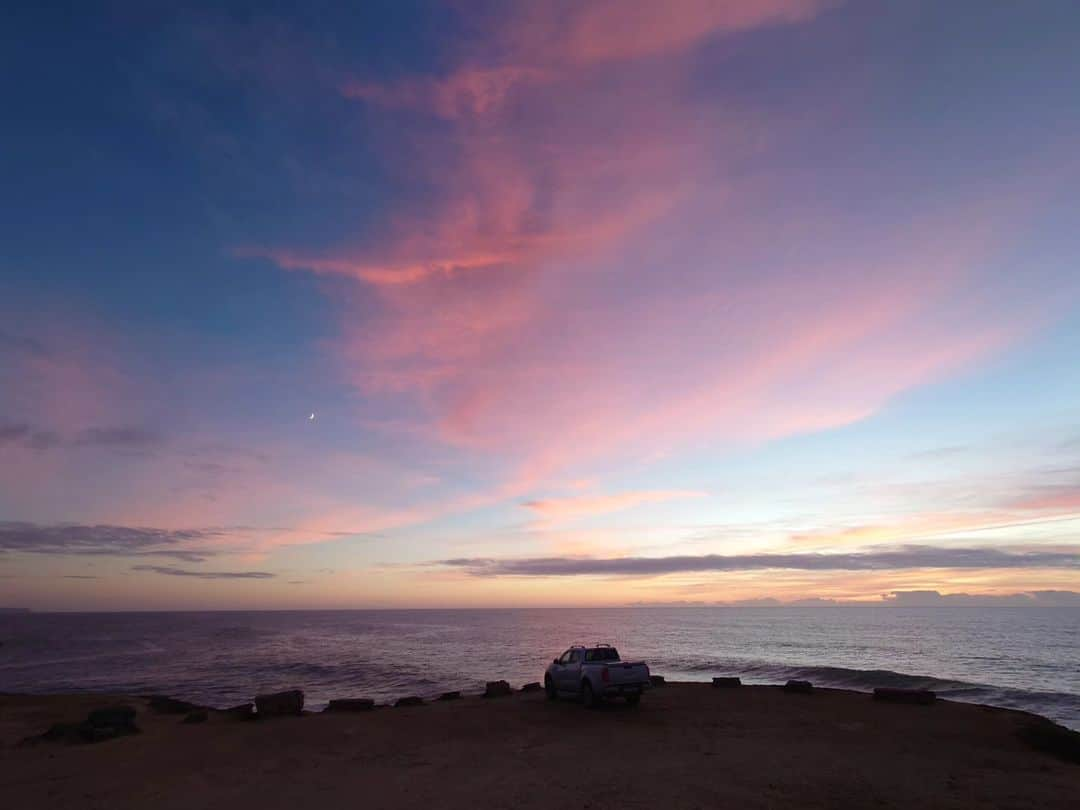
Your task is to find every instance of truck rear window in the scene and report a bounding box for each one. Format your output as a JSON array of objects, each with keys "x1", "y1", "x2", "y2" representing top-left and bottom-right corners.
[{"x1": 584, "y1": 648, "x2": 620, "y2": 662}]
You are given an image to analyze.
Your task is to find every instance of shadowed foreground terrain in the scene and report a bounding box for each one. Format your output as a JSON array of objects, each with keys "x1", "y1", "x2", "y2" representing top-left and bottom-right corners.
[{"x1": 1, "y1": 684, "x2": 1076, "y2": 809}]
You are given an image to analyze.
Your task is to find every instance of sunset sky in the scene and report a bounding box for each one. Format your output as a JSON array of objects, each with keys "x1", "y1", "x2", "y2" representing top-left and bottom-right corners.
[{"x1": 2, "y1": 0, "x2": 1079, "y2": 610}]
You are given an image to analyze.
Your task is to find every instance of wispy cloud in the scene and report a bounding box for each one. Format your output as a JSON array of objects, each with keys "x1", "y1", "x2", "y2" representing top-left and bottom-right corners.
[
  {"x1": 635, "y1": 590, "x2": 1080, "y2": 607},
  {"x1": 1010, "y1": 485, "x2": 1080, "y2": 513},
  {"x1": 0, "y1": 423, "x2": 31, "y2": 442},
  {"x1": 882, "y1": 589, "x2": 1080, "y2": 607},
  {"x1": 0, "y1": 520, "x2": 381, "y2": 561},
  {"x1": 0, "y1": 522, "x2": 223, "y2": 561},
  {"x1": 73, "y1": 426, "x2": 162, "y2": 449},
  {"x1": 907, "y1": 445, "x2": 970, "y2": 461},
  {"x1": 339, "y1": 0, "x2": 835, "y2": 117},
  {"x1": 246, "y1": 0, "x2": 1056, "y2": 498},
  {"x1": 529, "y1": 0, "x2": 834, "y2": 66},
  {"x1": 132, "y1": 565, "x2": 275, "y2": 580},
  {"x1": 0, "y1": 329, "x2": 50, "y2": 358},
  {"x1": 440, "y1": 545, "x2": 1080, "y2": 577},
  {"x1": 523, "y1": 490, "x2": 706, "y2": 520},
  {"x1": 0, "y1": 423, "x2": 59, "y2": 449},
  {"x1": 0, "y1": 423, "x2": 163, "y2": 451}
]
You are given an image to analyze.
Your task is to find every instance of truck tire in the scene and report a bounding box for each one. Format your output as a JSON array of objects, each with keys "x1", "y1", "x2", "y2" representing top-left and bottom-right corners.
[
  {"x1": 545, "y1": 675, "x2": 557, "y2": 701},
  {"x1": 582, "y1": 680, "x2": 599, "y2": 709}
]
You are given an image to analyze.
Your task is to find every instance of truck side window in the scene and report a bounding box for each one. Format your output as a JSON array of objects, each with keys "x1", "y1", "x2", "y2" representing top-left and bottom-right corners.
[
  {"x1": 558, "y1": 650, "x2": 572, "y2": 665},
  {"x1": 568, "y1": 650, "x2": 583, "y2": 664}
]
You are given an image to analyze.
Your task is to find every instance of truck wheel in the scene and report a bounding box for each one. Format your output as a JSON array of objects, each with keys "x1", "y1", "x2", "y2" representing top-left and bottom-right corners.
[
  {"x1": 545, "y1": 676, "x2": 557, "y2": 701},
  {"x1": 582, "y1": 680, "x2": 599, "y2": 708},
  {"x1": 626, "y1": 693, "x2": 640, "y2": 706}
]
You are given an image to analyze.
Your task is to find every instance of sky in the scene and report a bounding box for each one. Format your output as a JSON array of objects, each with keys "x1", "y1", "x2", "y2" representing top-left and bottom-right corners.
[{"x1": 1, "y1": 0, "x2": 1079, "y2": 610}]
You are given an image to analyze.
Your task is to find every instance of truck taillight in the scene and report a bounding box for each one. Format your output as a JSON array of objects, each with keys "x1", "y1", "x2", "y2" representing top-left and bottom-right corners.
[{"x1": 602, "y1": 666, "x2": 610, "y2": 683}]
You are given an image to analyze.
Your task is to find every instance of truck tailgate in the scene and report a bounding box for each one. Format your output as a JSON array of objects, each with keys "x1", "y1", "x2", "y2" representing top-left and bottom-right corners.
[{"x1": 606, "y1": 661, "x2": 649, "y2": 685}]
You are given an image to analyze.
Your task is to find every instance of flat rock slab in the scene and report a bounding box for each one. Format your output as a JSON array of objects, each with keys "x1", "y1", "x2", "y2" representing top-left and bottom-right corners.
[
  {"x1": 483, "y1": 680, "x2": 512, "y2": 698},
  {"x1": 255, "y1": 690, "x2": 304, "y2": 717},
  {"x1": 784, "y1": 680, "x2": 814, "y2": 694},
  {"x1": 436, "y1": 691, "x2": 462, "y2": 701},
  {"x1": 650, "y1": 675, "x2": 666, "y2": 687},
  {"x1": 32, "y1": 722, "x2": 98, "y2": 745},
  {"x1": 713, "y1": 677, "x2": 742, "y2": 688},
  {"x1": 87, "y1": 706, "x2": 137, "y2": 728},
  {"x1": 31, "y1": 704, "x2": 139, "y2": 745},
  {"x1": 325, "y1": 699, "x2": 375, "y2": 713},
  {"x1": 519, "y1": 682, "x2": 542, "y2": 693},
  {"x1": 873, "y1": 688, "x2": 935, "y2": 705}
]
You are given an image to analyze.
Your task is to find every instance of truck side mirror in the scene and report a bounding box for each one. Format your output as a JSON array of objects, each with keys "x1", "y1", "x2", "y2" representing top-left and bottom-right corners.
[{"x1": 553, "y1": 658, "x2": 559, "y2": 665}]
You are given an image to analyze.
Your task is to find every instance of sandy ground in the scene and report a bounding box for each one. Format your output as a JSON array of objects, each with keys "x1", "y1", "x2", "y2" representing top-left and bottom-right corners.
[{"x1": 1, "y1": 685, "x2": 1076, "y2": 809}]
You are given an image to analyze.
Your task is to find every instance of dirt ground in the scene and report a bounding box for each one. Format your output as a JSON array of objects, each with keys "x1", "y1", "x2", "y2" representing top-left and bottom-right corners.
[{"x1": 1, "y1": 684, "x2": 1076, "y2": 809}]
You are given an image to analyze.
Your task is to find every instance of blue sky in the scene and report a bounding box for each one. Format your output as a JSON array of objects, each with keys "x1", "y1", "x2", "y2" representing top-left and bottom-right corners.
[{"x1": 1, "y1": 0, "x2": 1078, "y2": 609}]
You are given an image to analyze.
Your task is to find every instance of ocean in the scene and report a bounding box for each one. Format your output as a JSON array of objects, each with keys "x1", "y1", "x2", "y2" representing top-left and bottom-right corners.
[{"x1": 1, "y1": 607, "x2": 1077, "y2": 729}]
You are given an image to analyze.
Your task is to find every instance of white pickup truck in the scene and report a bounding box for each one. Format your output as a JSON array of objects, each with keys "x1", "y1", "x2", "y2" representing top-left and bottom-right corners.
[{"x1": 544, "y1": 644, "x2": 651, "y2": 707}]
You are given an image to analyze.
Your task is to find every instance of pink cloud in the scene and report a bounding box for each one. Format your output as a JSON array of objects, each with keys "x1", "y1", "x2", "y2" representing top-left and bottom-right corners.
[
  {"x1": 523, "y1": 490, "x2": 708, "y2": 520},
  {"x1": 249, "y1": 0, "x2": 1060, "y2": 500},
  {"x1": 340, "y1": 1, "x2": 835, "y2": 119},
  {"x1": 1, "y1": 320, "x2": 138, "y2": 434},
  {"x1": 546, "y1": 0, "x2": 833, "y2": 65},
  {"x1": 0, "y1": 314, "x2": 158, "y2": 509},
  {"x1": 341, "y1": 66, "x2": 549, "y2": 120},
  {"x1": 1010, "y1": 487, "x2": 1080, "y2": 513},
  {"x1": 253, "y1": 246, "x2": 516, "y2": 286},
  {"x1": 319, "y1": 181, "x2": 1040, "y2": 496}
]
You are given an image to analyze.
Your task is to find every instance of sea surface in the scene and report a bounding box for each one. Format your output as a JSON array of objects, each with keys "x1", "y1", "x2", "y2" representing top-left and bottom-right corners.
[{"x1": 1, "y1": 607, "x2": 1077, "y2": 729}]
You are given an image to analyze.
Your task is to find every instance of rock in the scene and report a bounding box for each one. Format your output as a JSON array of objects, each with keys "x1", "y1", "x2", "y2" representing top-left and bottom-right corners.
[
  {"x1": 87, "y1": 705, "x2": 137, "y2": 728},
  {"x1": 436, "y1": 691, "x2": 462, "y2": 701},
  {"x1": 1018, "y1": 720, "x2": 1080, "y2": 764},
  {"x1": 223, "y1": 703, "x2": 255, "y2": 720},
  {"x1": 39, "y1": 723, "x2": 71, "y2": 740},
  {"x1": 394, "y1": 696, "x2": 424, "y2": 707},
  {"x1": 31, "y1": 705, "x2": 139, "y2": 745},
  {"x1": 520, "y1": 682, "x2": 542, "y2": 693},
  {"x1": 483, "y1": 680, "x2": 512, "y2": 698},
  {"x1": 783, "y1": 680, "x2": 813, "y2": 694},
  {"x1": 148, "y1": 695, "x2": 202, "y2": 715},
  {"x1": 255, "y1": 690, "x2": 304, "y2": 717},
  {"x1": 873, "y1": 687, "x2": 935, "y2": 705},
  {"x1": 325, "y1": 698, "x2": 375, "y2": 713},
  {"x1": 182, "y1": 710, "x2": 209, "y2": 724},
  {"x1": 712, "y1": 677, "x2": 741, "y2": 688},
  {"x1": 84, "y1": 705, "x2": 139, "y2": 741},
  {"x1": 32, "y1": 722, "x2": 83, "y2": 744},
  {"x1": 82, "y1": 725, "x2": 127, "y2": 743},
  {"x1": 650, "y1": 675, "x2": 666, "y2": 687}
]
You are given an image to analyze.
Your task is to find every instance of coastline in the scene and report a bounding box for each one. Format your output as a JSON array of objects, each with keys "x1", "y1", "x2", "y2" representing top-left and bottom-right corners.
[
  {"x1": 2, "y1": 683, "x2": 1076, "y2": 809},
  {"x1": 5, "y1": 608, "x2": 1077, "y2": 731}
]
